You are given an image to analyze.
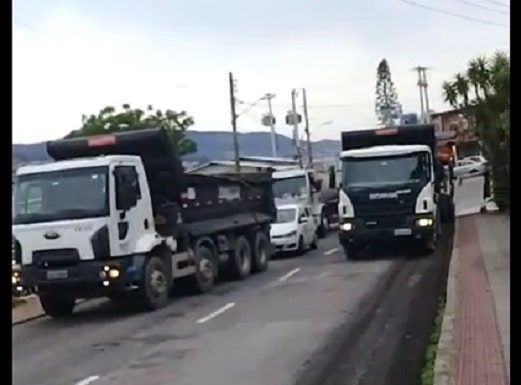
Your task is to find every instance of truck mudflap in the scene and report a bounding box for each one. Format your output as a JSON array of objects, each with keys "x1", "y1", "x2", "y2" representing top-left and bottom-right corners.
[
  {"x1": 20, "y1": 254, "x2": 147, "y2": 298},
  {"x1": 338, "y1": 214, "x2": 435, "y2": 245}
]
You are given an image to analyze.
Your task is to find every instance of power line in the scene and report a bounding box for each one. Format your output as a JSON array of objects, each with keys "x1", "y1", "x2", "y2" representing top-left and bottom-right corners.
[
  {"x1": 479, "y1": 0, "x2": 509, "y2": 8},
  {"x1": 397, "y1": 0, "x2": 509, "y2": 27},
  {"x1": 445, "y1": 0, "x2": 508, "y2": 15}
]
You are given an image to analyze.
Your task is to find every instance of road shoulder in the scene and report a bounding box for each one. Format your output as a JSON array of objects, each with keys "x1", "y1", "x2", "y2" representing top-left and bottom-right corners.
[{"x1": 434, "y1": 214, "x2": 509, "y2": 385}]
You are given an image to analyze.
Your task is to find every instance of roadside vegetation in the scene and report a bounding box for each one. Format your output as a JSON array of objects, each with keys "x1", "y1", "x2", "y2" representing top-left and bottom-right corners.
[
  {"x1": 419, "y1": 296, "x2": 446, "y2": 385},
  {"x1": 442, "y1": 51, "x2": 510, "y2": 208}
]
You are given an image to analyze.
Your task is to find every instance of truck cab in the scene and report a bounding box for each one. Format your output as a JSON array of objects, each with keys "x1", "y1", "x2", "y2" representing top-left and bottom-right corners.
[
  {"x1": 13, "y1": 129, "x2": 276, "y2": 319},
  {"x1": 338, "y1": 125, "x2": 449, "y2": 259}
]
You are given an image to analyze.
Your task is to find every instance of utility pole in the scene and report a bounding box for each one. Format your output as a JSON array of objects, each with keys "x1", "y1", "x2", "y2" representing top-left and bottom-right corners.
[
  {"x1": 264, "y1": 93, "x2": 278, "y2": 157},
  {"x1": 291, "y1": 89, "x2": 303, "y2": 168},
  {"x1": 302, "y1": 88, "x2": 312, "y2": 167},
  {"x1": 229, "y1": 72, "x2": 240, "y2": 172},
  {"x1": 413, "y1": 66, "x2": 431, "y2": 123}
]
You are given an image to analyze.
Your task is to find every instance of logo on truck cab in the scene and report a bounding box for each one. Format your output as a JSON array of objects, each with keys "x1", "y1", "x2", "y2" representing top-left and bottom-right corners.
[
  {"x1": 369, "y1": 189, "x2": 411, "y2": 200},
  {"x1": 44, "y1": 231, "x2": 60, "y2": 240}
]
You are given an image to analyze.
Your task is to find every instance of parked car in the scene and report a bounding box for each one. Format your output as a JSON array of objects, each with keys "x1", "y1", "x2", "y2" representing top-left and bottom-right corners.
[
  {"x1": 271, "y1": 203, "x2": 318, "y2": 254},
  {"x1": 454, "y1": 156, "x2": 487, "y2": 179}
]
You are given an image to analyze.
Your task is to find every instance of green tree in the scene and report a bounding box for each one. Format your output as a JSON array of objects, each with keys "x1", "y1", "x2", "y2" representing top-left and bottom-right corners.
[
  {"x1": 66, "y1": 104, "x2": 197, "y2": 156},
  {"x1": 375, "y1": 59, "x2": 402, "y2": 125},
  {"x1": 441, "y1": 51, "x2": 510, "y2": 207}
]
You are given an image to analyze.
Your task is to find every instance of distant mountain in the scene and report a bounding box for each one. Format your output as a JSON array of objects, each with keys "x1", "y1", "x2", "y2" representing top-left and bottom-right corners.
[{"x1": 13, "y1": 131, "x2": 341, "y2": 166}]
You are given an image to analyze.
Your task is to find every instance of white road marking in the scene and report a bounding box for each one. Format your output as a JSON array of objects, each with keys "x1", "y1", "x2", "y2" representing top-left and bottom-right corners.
[
  {"x1": 278, "y1": 267, "x2": 301, "y2": 283},
  {"x1": 75, "y1": 376, "x2": 100, "y2": 385},
  {"x1": 196, "y1": 302, "x2": 236, "y2": 324},
  {"x1": 324, "y1": 247, "x2": 339, "y2": 256}
]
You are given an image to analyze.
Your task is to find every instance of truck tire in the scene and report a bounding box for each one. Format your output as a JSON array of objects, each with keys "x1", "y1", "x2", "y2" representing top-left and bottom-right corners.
[
  {"x1": 229, "y1": 236, "x2": 252, "y2": 280},
  {"x1": 343, "y1": 243, "x2": 359, "y2": 261},
  {"x1": 252, "y1": 231, "x2": 270, "y2": 273},
  {"x1": 39, "y1": 294, "x2": 75, "y2": 319},
  {"x1": 187, "y1": 245, "x2": 216, "y2": 293},
  {"x1": 138, "y1": 256, "x2": 170, "y2": 310}
]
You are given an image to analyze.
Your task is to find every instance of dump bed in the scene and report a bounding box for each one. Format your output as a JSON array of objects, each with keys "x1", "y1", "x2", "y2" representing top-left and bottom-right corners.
[
  {"x1": 47, "y1": 129, "x2": 186, "y2": 200},
  {"x1": 181, "y1": 172, "x2": 276, "y2": 237},
  {"x1": 341, "y1": 124, "x2": 437, "y2": 156}
]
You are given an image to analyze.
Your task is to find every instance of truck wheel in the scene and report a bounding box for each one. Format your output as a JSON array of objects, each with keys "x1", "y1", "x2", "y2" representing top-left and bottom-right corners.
[
  {"x1": 317, "y1": 213, "x2": 327, "y2": 239},
  {"x1": 252, "y1": 231, "x2": 270, "y2": 273},
  {"x1": 188, "y1": 245, "x2": 216, "y2": 293},
  {"x1": 343, "y1": 243, "x2": 359, "y2": 261},
  {"x1": 230, "y1": 236, "x2": 252, "y2": 280},
  {"x1": 39, "y1": 294, "x2": 75, "y2": 319},
  {"x1": 138, "y1": 256, "x2": 170, "y2": 310}
]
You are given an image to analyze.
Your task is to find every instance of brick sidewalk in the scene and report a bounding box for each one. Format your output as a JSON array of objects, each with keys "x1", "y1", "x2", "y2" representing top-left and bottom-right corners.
[{"x1": 435, "y1": 214, "x2": 509, "y2": 385}]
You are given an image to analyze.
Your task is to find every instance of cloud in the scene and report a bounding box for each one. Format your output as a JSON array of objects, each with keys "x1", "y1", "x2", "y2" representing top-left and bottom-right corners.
[{"x1": 13, "y1": 1, "x2": 509, "y2": 143}]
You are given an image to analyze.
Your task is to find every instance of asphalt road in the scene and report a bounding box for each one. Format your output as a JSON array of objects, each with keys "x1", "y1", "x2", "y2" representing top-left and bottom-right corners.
[
  {"x1": 13, "y1": 234, "x2": 393, "y2": 385},
  {"x1": 14, "y1": 177, "x2": 478, "y2": 385}
]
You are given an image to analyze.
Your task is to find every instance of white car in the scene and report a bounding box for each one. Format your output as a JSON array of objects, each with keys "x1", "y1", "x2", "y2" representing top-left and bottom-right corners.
[
  {"x1": 454, "y1": 156, "x2": 487, "y2": 179},
  {"x1": 270, "y1": 204, "x2": 318, "y2": 254}
]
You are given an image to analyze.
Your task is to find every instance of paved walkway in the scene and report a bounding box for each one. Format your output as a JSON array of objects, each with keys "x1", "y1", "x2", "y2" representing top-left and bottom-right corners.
[{"x1": 435, "y1": 213, "x2": 510, "y2": 385}]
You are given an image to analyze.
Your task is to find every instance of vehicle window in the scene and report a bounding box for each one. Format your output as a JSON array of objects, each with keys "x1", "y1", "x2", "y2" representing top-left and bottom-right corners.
[
  {"x1": 276, "y1": 208, "x2": 297, "y2": 223},
  {"x1": 13, "y1": 167, "x2": 109, "y2": 225},
  {"x1": 115, "y1": 166, "x2": 142, "y2": 200}
]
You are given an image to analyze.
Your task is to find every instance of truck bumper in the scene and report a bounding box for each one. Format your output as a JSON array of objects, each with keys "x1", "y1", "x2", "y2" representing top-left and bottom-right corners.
[
  {"x1": 338, "y1": 214, "x2": 435, "y2": 247},
  {"x1": 20, "y1": 255, "x2": 146, "y2": 298}
]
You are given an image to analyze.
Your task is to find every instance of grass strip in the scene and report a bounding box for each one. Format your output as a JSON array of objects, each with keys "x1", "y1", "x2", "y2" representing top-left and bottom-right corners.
[{"x1": 419, "y1": 296, "x2": 446, "y2": 385}]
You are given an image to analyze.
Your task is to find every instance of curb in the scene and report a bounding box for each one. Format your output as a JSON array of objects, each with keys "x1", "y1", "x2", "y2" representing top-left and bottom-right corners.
[
  {"x1": 12, "y1": 295, "x2": 45, "y2": 325},
  {"x1": 12, "y1": 298, "x2": 89, "y2": 326},
  {"x1": 433, "y1": 225, "x2": 459, "y2": 385}
]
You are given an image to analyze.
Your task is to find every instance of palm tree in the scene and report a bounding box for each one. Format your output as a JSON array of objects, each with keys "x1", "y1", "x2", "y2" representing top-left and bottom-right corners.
[
  {"x1": 454, "y1": 74, "x2": 470, "y2": 108},
  {"x1": 442, "y1": 81, "x2": 458, "y2": 108},
  {"x1": 467, "y1": 59, "x2": 482, "y2": 100},
  {"x1": 475, "y1": 56, "x2": 490, "y2": 99}
]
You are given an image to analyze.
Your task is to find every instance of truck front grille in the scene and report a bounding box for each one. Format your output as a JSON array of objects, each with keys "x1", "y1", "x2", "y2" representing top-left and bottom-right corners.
[{"x1": 33, "y1": 249, "x2": 80, "y2": 268}]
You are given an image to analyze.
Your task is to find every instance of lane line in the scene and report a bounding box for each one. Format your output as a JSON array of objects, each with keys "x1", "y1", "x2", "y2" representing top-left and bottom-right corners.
[
  {"x1": 278, "y1": 267, "x2": 301, "y2": 283},
  {"x1": 196, "y1": 302, "x2": 236, "y2": 324},
  {"x1": 324, "y1": 247, "x2": 339, "y2": 256},
  {"x1": 75, "y1": 376, "x2": 100, "y2": 385}
]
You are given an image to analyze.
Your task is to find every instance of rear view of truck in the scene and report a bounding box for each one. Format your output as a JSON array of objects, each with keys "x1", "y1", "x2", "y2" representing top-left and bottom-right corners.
[
  {"x1": 337, "y1": 125, "x2": 453, "y2": 259},
  {"x1": 12, "y1": 129, "x2": 276, "y2": 318}
]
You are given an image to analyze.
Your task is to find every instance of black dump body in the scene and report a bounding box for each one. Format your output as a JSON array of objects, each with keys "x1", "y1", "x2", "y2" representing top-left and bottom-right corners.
[
  {"x1": 181, "y1": 172, "x2": 276, "y2": 237},
  {"x1": 47, "y1": 129, "x2": 186, "y2": 202},
  {"x1": 341, "y1": 124, "x2": 437, "y2": 157},
  {"x1": 47, "y1": 129, "x2": 275, "y2": 237}
]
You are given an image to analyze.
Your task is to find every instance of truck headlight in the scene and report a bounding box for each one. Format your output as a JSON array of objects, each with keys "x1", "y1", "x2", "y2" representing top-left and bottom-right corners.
[
  {"x1": 417, "y1": 218, "x2": 433, "y2": 227},
  {"x1": 340, "y1": 222, "x2": 353, "y2": 231}
]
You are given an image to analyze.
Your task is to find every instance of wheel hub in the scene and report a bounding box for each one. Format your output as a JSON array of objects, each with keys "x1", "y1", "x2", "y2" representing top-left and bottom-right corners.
[
  {"x1": 150, "y1": 270, "x2": 167, "y2": 296},
  {"x1": 199, "y1": 259, "x2": 214, "y2": 281}
]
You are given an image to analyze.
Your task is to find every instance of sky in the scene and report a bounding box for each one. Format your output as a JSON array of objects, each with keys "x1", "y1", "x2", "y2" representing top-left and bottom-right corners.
[{"x1": 13, "y1": 0, "x2": 510, "y2": 143}]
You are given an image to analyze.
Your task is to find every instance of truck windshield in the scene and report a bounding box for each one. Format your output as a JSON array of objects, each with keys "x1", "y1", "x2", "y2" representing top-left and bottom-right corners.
[
  {"x1": 273, "y1": 176, "x2": 307, "y2": 199},
  {"x1": 342, "y1": 152, "x2": 431, "y2": 189},
  {"x1": 276, "y1": 208, "x2": 297, "y2": 223},
  {"x1": 13, "y1": 166, "x2": 109, "y2": 225}
]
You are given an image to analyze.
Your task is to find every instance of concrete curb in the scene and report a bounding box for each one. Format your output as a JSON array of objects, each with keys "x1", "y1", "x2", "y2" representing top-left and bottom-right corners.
[
  {"x1": 433, "y1": 225, "x2": 459, "y2": 385},
  {"x1": 12, "y1": 295, "x2": 45, "y2": 325}
]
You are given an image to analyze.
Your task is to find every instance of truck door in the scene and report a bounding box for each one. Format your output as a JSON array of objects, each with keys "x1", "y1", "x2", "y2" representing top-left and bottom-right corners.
[{"x1": 111, "y1": 165, "x2": 151, "y2": 256}]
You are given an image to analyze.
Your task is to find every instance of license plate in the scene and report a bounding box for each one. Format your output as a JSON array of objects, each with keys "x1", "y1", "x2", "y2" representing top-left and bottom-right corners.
[
  {"x1": 394, "y1": 228, "x2": 412, "y2": 236},
  {"x1": 46, "y1": 270, "x2": 68, "y2": 280}
]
